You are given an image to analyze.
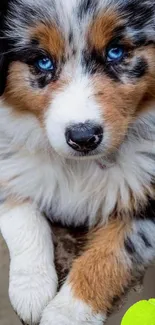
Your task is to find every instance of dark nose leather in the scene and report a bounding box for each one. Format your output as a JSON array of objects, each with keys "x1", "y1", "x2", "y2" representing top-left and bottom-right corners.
[{"x1": 65, "y1": 122, "x2": 103, "y2": 152}]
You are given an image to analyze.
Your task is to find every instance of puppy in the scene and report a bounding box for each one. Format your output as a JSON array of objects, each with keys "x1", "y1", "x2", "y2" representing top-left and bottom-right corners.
[{"x1": 0, "y1": 0, "x2": 155, "y2": 324}]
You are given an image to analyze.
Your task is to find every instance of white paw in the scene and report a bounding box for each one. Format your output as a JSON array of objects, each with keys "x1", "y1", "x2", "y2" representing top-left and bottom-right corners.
[
  {"x1": 40, "y1": 305, "x2": 77, "y2": 325},
  {"x1": 40, "y1": 283, "x2": 105, "y2": 325},
  {"x1": 9, "y1": 261, "x2": 58, "y2": 324}
]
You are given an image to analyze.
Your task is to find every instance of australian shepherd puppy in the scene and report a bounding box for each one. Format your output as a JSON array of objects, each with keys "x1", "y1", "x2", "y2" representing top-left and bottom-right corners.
[{"x1": 0, "y1": 0, "x2": 155, "y2": 324}]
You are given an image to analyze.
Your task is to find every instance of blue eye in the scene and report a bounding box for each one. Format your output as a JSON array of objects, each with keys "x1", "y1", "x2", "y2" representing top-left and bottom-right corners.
[
  {"x1": 36, "y1": 57, "x2": 54, "y2": 71},
  {"x1": 107, "y1": 46, "x2": 124, "y2": 62}
]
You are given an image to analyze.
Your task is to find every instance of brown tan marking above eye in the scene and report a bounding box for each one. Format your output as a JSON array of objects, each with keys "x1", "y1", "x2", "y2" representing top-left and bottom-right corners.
[
  {"x1": 88, "y1": 11, "x2": 122, "y2": 51},
  {"x1": 3, "y1": 62, "x2": 51, "y2": 118},
  {"x1": 30, "y1": 23, "x2": 65, "y2": 60}
]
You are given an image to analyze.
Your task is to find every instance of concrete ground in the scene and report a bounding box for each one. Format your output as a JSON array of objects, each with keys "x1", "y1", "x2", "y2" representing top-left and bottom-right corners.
[
  {"x1": 0, "y1": 235, "x2": 20, "y2": 325},
  {"x1": 0, "y1": 234, "x2": 155, "y2": 325}
]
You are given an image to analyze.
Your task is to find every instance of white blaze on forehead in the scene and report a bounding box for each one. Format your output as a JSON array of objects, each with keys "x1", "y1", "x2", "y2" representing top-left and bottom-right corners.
[
  {"x1": 20, "y1": 0, "x2": 79, "y2": 9},
  {"x1": 55, "y1": 0, "x2": 80, "y2": 14},
  {"x1": 49, "y1": 76, "x2": 101, "y2": 123}
]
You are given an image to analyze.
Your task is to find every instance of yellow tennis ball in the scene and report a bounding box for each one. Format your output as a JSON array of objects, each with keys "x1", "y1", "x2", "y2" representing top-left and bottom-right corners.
[{"x1": 121, "y1": 299, "x2": 155, "y2": 325}]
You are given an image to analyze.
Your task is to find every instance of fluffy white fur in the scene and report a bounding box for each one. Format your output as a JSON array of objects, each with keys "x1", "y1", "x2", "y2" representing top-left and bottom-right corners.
[
  {"x1": 0, "y1": 202, "x2": 58, "y2": 324},
  {"x1": 40, "y1": 282, "x2": 105, "y2": 325}
]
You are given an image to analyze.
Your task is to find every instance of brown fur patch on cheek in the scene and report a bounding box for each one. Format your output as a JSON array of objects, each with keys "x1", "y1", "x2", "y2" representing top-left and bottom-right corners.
[
  {"x1": 69, "y1": 221, "x2": 132, "y2": 314},
  {"x1": 3, "y1": 61, "x2": 68, "y2": 122},
  {"x1": 31, "y1": 23, "x2": 64, "y2": 60},
  {"x1": 3, "y1": 62, "x2": 51, "y2": 120},
  {"x1": 88, "y1": 12, "x2": 121, "y2": 50},
  {"x1": 92, "y1": 76, "x2": 147, "y2": 150}
]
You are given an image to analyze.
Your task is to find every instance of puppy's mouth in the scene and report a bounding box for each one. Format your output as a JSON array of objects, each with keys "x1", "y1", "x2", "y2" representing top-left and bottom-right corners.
[
  {"x1": 64, "y1": 140, "x2": 118, "y2": 165},
  {"x1": 69, "y1": 150, "x2": 104, "y2": 159},
  {"x1": 65, "y1": 148, "x2": 117, "y2": 171},
  {"x1": 52, "y1": 147, "x2": 105, "y2": 161}
]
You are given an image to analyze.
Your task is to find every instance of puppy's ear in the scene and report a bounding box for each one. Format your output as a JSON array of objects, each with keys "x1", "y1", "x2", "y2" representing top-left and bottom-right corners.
[{"x1": 0, "y1": 0, "x2": 10, "y2": 96}]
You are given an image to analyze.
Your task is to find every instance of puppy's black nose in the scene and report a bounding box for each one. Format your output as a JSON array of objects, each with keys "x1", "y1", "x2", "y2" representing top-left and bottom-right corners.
[{"x1": 65, "y1": 122, "x2": 103, "y2": 152}]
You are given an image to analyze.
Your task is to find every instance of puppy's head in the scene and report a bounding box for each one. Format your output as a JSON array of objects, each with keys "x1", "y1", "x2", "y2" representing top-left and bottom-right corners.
[{"x1": 1, "y1": 0, "x2": 155, "y2": 159}]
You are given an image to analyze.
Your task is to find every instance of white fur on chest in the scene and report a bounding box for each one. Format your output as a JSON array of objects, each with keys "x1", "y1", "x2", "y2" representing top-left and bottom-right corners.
[
  {"x1": 1, "y1": 140, "x2": 155, "y2": 227},
  {"x1": 1, "y1": 104, "x2": 155, "y2": 227}
]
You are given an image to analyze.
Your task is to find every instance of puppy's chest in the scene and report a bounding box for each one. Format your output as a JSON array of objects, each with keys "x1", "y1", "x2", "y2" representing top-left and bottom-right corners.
[
  {"x1": 40, "y1": 152, "x2": 154, "y2": 226},
  {"x1": 6, "y1": 146, "x2": 153, "y2": 226},
  {"x1": 44, "y1": 161, "x2": 107, "y2": 226}
]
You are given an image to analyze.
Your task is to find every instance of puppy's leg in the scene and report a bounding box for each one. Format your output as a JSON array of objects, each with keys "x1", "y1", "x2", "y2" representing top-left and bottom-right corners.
[
  {"x1": 0, "y1": 202, "x2": 58, "y2": 324},
  {"x1": 40, "y1": 219, "x2": 155, "y2": 325}
]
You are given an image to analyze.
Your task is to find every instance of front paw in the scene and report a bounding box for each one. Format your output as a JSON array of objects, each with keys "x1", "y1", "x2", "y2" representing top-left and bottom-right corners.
[
  {"x1": 9, "y1": 261, "x2": 58, "y2": 324},
  {"x1": 40, "y1": 305, "x2": 75, "y2": 325},
  {"x1": 40, "y1": 284, "x2": 105, "y2": 325}
]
